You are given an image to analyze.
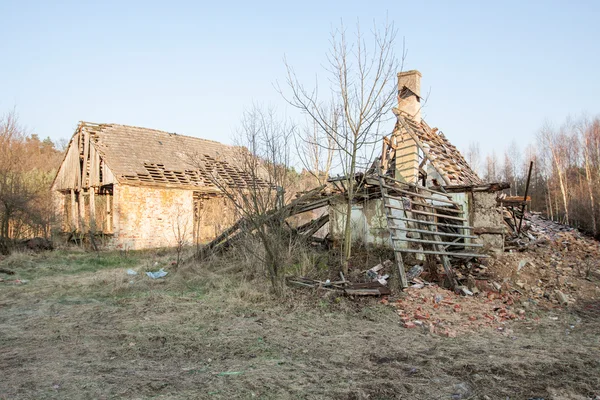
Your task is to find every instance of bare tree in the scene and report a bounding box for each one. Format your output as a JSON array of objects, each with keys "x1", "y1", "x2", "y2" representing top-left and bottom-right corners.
[
  {"x1": 540, "y1": 122, "x2": 571, "y2": 224},
  {"x1": 0, "y1": 109, "x2": 66, "y2": 253},
  {"x1": 296, "y1": 110, "x2": 338, "y2": 185},
  {"x1": 505, "y1": 141, "x2": 521, "y2": 195},
  {"x1": 281, "y1": 19, "x2": 402, "y2": 274},
  {"x1": 191, "y1": 105, "x2": 295, "y2": 296},
  {"x1": 0, "y1": 111, "x2": 35, "y2": 252},
  {"x1": 464, "y1": 141, "x2": 481, "y2": 175},
  {"x1": 171, "y1": 205, "x2": 191, "y2": 268},
  {"x1": 578, "y1": 117, "x2": 598, "y2": 235},
  {"x1": 483, "y1": 151, "x2": 499, "y2": 183}
]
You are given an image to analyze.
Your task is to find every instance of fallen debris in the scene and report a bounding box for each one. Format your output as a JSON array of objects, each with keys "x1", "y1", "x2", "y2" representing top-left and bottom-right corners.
[
  {"x1": 146, "y1": 269, "x2": 168, "y2": 279},
  {"x1": 287, "y1": 276, "x2": 391, "y2": 296},
  {"x1": 0, "y1": 279, "x2": 28, "y2": 285},
  {"x1": 199, "y1": 186, "x2": 334, "y2": 258},
  {"x1": 391, "y1": 282, "x2": 524, "y2": 335},
  {"x1": 556, "y1": 290, "x2": 569, "y2": 306},
  {"x1": 345, "y1": 282, "x2": 391, "y2": 296},
  {"x1": 0, "y1": 267, "x2": 15, "y2": 275},
  {"x1": 406, "y1": 265, "x2": 424, "y2": 281}
]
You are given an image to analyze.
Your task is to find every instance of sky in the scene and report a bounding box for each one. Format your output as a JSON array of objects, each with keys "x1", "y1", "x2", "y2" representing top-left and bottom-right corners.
[{"x1": 1, "y1": 0, "x2": 599, "y2": 161}]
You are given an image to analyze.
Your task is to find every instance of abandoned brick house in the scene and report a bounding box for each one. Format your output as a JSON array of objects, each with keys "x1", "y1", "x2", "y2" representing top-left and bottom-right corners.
[
  {"x1": 330, "y1": 70, "x2": 507, "y2": 252},
  {"x1": 51, "y1": 122, "x2": 260, "y2": 249},
  {"x1": 52, "y1": 70, "x2": 506, "y2": 253}
]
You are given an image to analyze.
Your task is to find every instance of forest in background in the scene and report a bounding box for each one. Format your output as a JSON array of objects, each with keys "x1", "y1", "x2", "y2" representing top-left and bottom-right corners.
[
  {"x1": 465, "y1": 114, "x2": 600, "y2": 238},
  {"x1": 0, "y1": 110, "x2": 64, "y2": 253},
  {"x1": 2, "y1": 106, "x2": 600, "y2": 256}
]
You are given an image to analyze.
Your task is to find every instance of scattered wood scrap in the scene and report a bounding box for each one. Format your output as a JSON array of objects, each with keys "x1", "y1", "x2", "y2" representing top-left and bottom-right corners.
[
  {"x1": 0, "y1": 268, "x2": 15, "y2": 275},
  {"x1": 287, "y1": 277, "x2": 391, "y2": 296},
  {"x1": 345, "y1": 282, "x2": 391, "y2": 296},
  {"x1": 198, "y1": 186, "x2": 335, "y2": 258}
]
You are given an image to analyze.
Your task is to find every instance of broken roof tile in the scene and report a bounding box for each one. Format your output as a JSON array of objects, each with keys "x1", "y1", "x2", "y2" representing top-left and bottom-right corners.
[
  {"x1": 394, "y1": 113, "x2": 482, "y2": 186},
  {"x1": 77, "y1": 121, "x2": 269, "y2": 190}
]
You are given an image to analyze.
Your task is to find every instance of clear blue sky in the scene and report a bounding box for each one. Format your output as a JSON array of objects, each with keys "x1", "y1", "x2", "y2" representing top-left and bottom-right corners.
[{"x1": 1, "y1": 0, "x2": 599, "y2": 160}]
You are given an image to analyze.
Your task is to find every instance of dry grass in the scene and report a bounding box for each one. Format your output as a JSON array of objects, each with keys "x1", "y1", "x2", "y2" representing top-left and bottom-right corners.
[{"x1": 1, "y1": 247, "x2": 599, "y2": 399}]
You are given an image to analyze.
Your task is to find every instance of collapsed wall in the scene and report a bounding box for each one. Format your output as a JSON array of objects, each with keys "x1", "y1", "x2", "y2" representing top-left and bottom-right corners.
[{"x1": 470, "y1": 192, "x2": 504, "y2": 253}]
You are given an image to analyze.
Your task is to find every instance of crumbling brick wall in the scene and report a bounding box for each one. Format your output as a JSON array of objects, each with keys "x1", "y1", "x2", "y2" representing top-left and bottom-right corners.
[
  {"x1": 194, "y1": 194, "x2": 237, "y2": 243},
  {"x1": 470, "y1": 192, "x2": 504, "y2": 253},
  {"x1": 111, "y1": 184, "x2": 195, "y2": 250}
]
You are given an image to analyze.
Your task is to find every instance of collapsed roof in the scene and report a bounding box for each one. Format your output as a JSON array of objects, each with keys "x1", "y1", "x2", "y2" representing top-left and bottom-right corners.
[
  {"x1": 53, "y1": 121, "x2": 269, "y2": 192},
  {"x1": 394, "y1": 110, "x2": 483, "y2": 185},
  {"x1": 385, "y1": 70, "x2": 483, "y2": 187}
]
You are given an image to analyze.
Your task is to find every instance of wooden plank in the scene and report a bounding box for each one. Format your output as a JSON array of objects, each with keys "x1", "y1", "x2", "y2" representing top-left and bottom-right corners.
[
  {"x1": 75, "y1": 132, "x2": 82, "y2": 190},
  {"x1": 380, "y1": 173, "x2": 458, "y2": 201},
  {"x1": 381, "y1": 140, "x2": 389, "y2": 170},
  {"x1": 202, "y1": 186, "x2": 328, "y2": 255},
  {"x1": 293, "y1": 199, "x2": 330, "y2": 215},
  {"x1": 78, "y1": 190, "x2": 85, "y2": 232},
  {"x1": 89, "y1": 144, "x2": 100, "y2": 187},
  {"x1": 106, "y1": 194, "x2": 112, "y2": 233},
  {"x1": 344, "y1": 288, "x2": 387, "y2": 296},
  {"x1": 377, "y1": 167, "x2": 407, "y2": 289},
  {"x1": 70, "y1": 189, "x2": 78, "y2": 231},
  {"x1": 431, "y1": 182, "x2": 511, "y2": 193},
  {"x1": 388, "y1": 215, "x2": 474, "y2": 229},
  {"x1": 396, "y1": 248, "x2": 488, "y2": 258},
  {"x1": 103, "y1": 164, "x2": 115, "y2": 184},
  {"x1": 409, "y1": 200, "x2": 463, "y2": 214},
  {"x1": 89, "y1": 189, "x2": 96, "y2": 231},
  {"x1": 383, "y1": 198, "x2": 464, "y2": 215},
  {"x1": 82, "y1": 129, "x2": 90, "y2": 189},
  {"x1": 411, "y1": 186, "x2": 460, "y2": 287},
  {"x1": 388, "y1": 226, "x2": 477, "y2": 239},
  {"x1": 386, "y1": 204, "x2": 467, "y2": 221},
  {"x1": 393, "y1": 237, "x2": 483, "y2": 247},
  {"x1": 299, "y1": 214, "x2": 329, "y2": 238},
  {"x1": 381, "y1": 183, "x2": 459, "y2": 206}
]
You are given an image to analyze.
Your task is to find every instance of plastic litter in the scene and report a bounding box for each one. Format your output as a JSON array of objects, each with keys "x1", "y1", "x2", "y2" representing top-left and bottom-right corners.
[
  {"x1": 126, "y1": 269, "x2": 138, "y2": 275},
  {"x1": 146, "y1": 268, "x2": 168, "y2": 279},
  {"x1": 217, "y1": 371, "x2": 243, "y2": 376}
]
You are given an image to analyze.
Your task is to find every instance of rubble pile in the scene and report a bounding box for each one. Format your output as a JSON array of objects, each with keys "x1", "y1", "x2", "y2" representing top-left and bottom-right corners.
[
  {"x1": 385, "y1": 282, "x2": 524, "y2": 337},
  {"x1": 386, "y1": 211, "x2": 600, "y2": 334},
  {"x1": 505, "y1": 211, "x2": 589, "y2": 249},
  {"x1": 525, "y1": 212, "x2": 582, "y2": 239},
  {"x1": 290, "y1": 206, "x2": 599, "y2": 336},
  {"x1": 496, "y1": 211, "x2": 600, "y2": 306}
]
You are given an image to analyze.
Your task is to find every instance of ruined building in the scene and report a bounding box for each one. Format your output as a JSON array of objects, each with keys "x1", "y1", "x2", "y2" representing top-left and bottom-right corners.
[
  {"x1": 330, "y1": 70, "x2": 507, "y2": 254},
  {"x1": 51, "y1": 122, "x2": 261, "y2": 249},
  {"x1": 52, "y1": 70, "x2": 506, "y2": 258}
]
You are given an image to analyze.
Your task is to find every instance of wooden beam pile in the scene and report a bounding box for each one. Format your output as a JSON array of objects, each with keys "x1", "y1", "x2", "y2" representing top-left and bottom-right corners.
[{"x1": 199, "y1": 186, "x2": 334, "y2": 257}]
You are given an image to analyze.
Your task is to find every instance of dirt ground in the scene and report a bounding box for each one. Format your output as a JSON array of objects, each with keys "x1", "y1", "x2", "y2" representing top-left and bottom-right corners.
[{"x1": 1, "y1": 249, "x2": 599, "y2": 399}]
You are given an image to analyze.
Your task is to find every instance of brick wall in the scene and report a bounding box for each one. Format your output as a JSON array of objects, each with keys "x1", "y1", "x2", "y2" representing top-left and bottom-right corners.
[
  {"x1": 111, "y1": 184, "x2": 195, "y2": 250},
  {"x1": 195, "y1": 195, "x2": 238, "y2": 242}
]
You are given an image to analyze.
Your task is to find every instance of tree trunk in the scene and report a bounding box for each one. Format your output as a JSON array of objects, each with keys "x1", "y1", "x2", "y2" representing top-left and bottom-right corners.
[
  {"x1": 342, "y1": 144, "x2": 359, "y2": 276},
  {"x1": 557, "y1": 171, "x2": 569, "y2": 225},
  {"x1": 550, "y1": 146, "x2": 570, "y2": 224},
  {"x1": 342, "y1": 177, "x2": 353, "y2": 276},
  {"x1": 584, "y1": 147, "x2": 597, "y2": 236}
]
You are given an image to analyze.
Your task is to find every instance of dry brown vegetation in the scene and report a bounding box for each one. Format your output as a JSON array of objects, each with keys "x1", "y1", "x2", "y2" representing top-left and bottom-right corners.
[
  {"x1": 474, "y1": 115, "x2": 600, "y2": 238},
  {"x1": 0, "y1": 109, "x2": 64, "y2": 253},
  {"x1": 1, "y1": 246, "x2": 599, "y2": 399}
]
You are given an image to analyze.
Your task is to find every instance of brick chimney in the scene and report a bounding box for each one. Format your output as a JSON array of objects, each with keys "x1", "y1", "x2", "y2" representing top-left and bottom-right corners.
[
  {"x1": 397, "y1": 70, "x2": 422, "y2": 123},
  {"x1": 394, "y1": 70, "x2": 422, "y2": 183}
]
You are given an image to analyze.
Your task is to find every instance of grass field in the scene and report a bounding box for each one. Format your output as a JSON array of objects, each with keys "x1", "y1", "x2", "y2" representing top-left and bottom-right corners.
[{"x1": 1, "y1": 248, "x2": 599, "y2": 399}]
